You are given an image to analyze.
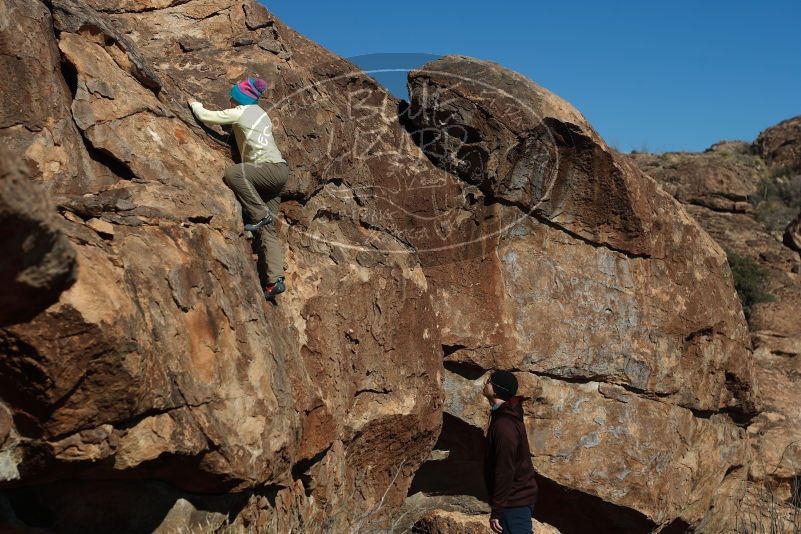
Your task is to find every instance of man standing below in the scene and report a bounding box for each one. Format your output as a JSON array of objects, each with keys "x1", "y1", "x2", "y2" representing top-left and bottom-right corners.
[{"x1": 483, "y1": 371, "x2": 539, "y2": 534}]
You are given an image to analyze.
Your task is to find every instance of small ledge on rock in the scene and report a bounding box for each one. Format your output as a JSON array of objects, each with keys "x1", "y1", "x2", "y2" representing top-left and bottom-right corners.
[{"x1": 86, "y1": 217, "x2": 115, "y2": 238}]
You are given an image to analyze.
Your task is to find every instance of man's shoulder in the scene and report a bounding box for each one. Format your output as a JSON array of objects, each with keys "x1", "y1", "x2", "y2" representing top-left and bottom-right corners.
[{"x1": 489, "y1": 413, "x2": 520, "y2": 434}]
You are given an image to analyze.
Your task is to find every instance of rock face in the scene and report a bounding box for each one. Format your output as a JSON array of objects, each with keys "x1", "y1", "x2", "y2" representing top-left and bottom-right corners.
[
  {"x1": 1, "y1": 1, "x2": 797, "y2": 533},
  {"x1": 0, "y1": 146, "x2": 77, "y2": 327},
  {"x1": 754, "y1": 115, "x2": 801, "y2": 172},
  {"x1": 785, "y1": 211, "x2": 801, "y2": 254},
  {"x1": 405, "y1": 56, "x2": 756, "y2": 416},
  {"x1": 1, "y1": 0, "x2": 442, "y2": 531},
  {"x1": 631, "y1": 121, "x2": 801, "y2": 532},
  {"x1": 401, "y1": 55, "x2": 762, "y2": 533},
  {"x1": 631, "y1": 141, "x2": 763, "y2": 214},
  {"x1": 412, "y1": 509, "x2": 560, "y2": 534}
]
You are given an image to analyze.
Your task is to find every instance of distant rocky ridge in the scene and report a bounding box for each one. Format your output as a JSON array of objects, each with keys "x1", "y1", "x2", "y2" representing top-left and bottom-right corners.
[
  {"x1": 0, "y1": 0, "x2": 799, "y2": 533},
  {"x1": 754, "y1": 116, "x2": 801, "y2": 174},
  {"x1": 629, "y1": 119, "x2": 801, "y2": 531}
]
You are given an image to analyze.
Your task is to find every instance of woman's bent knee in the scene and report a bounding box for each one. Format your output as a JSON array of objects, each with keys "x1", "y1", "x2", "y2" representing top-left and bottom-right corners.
[{"x1": 223, "y1": 164, "x2": 239, "y2": 186}]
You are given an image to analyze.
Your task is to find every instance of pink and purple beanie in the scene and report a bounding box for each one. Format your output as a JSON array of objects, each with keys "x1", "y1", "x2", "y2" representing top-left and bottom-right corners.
[{"x1": 230, "y1": 77, "x2": 268, "y2": 105}]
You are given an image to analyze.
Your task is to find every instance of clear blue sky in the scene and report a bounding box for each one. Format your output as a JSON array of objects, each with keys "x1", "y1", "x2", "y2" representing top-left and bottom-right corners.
[{"x1": 264, "y1": 1, "x2": 800, "y2": 153}]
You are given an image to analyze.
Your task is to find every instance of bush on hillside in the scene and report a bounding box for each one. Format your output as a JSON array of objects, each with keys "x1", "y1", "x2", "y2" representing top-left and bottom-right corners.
[
  {"x1": 750, "y1": 173, "x2": 801, "y2": 232},
  {"x1": 725, "y1": 249, "x2": 775, "y2": 320}
]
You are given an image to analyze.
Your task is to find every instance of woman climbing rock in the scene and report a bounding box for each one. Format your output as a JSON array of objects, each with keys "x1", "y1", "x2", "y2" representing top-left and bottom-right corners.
[{"x1": 188, "y1": 77, "x2": 289, "y2": 300}]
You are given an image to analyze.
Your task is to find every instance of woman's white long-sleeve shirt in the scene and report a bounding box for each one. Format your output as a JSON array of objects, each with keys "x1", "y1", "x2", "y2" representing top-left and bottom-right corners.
[{"x1": 190, "y1": 102, "x2": 286, "y2": 165}]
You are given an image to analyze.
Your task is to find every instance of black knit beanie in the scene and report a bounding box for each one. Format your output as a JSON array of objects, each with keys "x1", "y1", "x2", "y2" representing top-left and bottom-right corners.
[{"x1": 490, "y1": 370, "x2": 518, "y2": 401}]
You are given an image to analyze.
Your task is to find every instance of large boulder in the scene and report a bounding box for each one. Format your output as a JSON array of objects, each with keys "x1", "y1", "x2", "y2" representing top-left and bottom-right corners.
[
  {"x1": 406, "y1": 55, "x2": 756, "y2": 415},
  {"x1": 0, "y1": 0, "x2": 442, "y2": 531},
  {"x1": 0, "y1": 146, "x2": 77, "y2": 327},
  {"x1": 402, "y1": 55, "x2": 759, "y2": 531}
]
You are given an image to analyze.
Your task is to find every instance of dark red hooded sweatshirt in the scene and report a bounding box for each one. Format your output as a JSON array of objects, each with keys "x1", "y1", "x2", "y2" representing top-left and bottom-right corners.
[{"x1": 483, "y1": 396, "x2": 539, "y2": 519}]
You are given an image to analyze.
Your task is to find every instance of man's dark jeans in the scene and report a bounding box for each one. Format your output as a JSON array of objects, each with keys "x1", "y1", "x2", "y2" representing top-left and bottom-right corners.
[{"x1": 500, "y1": 505, "x2": 533, "y2": 533}]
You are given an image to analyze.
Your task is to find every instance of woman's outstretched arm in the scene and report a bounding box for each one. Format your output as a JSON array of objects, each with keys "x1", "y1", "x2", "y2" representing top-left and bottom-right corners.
[{"x1": 189, "y1": 101, "x2": 245, "y2": 125}]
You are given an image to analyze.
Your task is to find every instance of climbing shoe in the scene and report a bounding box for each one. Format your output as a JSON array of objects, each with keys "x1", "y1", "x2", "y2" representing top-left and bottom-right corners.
[
  {"x1": 264, "y1": 276, "x2": 285, "y2": 300},
  {"x1": 244, "y1": 213, "x2": 273, "y2": 232}
]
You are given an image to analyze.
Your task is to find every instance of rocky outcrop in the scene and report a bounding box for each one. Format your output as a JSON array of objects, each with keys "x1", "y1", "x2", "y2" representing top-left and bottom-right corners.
[
  {"x1": 0, "y1": 146, "x2": 76, "y2": 327},
  {"x1": 754, "y1": 115, "x2": 801, "y2": 172},
  {"x1": 630, "y1": 141, "x2": 763, "y2": 214},
  {"x1": 632, "y1": 120, "x2": 801, "y2": 532},
  {"x1": 406, "y1": 56, "x2": 757, "y2": 414},
  {"x1": 1, "y1": 0, "x2": 442, "y2": 531}
]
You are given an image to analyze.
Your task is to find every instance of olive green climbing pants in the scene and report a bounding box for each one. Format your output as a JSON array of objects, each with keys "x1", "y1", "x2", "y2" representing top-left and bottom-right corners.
[{"x1": 223, "y1": 161, "x2": 289, "y2": 285}]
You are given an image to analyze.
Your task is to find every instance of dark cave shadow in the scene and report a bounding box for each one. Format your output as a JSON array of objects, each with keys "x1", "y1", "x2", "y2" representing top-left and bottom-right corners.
[
  {"x1": 0, "y1": 477, "x2": 280, "y2": 534},
  {"x1": 408, "y1": 413, "x2": 656, "y2": 534}
]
